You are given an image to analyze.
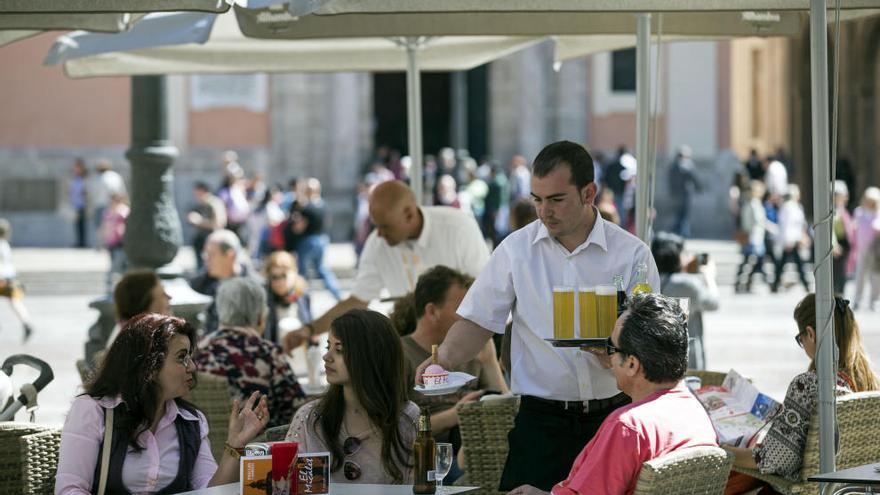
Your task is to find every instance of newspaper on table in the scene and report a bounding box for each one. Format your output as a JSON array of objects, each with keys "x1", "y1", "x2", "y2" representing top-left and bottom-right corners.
[{"x1": 692, "y1": 369, "x2": 781, "y2": 447}]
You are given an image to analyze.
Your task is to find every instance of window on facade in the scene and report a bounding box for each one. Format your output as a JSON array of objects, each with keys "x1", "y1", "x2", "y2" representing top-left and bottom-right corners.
[
  {"x1": 611, "y1": 48, "x2": 636, "y2": 92},
  {"x1": 0, "y1": 178, "x2": 57, "y2": 211}
]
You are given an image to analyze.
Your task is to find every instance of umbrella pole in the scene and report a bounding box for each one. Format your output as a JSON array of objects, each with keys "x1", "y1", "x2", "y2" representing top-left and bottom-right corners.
[
  {"x1": 635, "y1": 13, "x2": 651, "y2": 243},
  {"x1": 405, "y1": 37, "x2": 424, "y2": 205},
  {"x1": 809, "y1": 0, "x2": 837, "y2": 479}
]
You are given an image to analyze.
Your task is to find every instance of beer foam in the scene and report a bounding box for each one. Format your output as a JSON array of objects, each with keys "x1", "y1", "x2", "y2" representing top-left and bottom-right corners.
[{"x1": 596, "y1": 284, "x2": 616, "y2": 296}]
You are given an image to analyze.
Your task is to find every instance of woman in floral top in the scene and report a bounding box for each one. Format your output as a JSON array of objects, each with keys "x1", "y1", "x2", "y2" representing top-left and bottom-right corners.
[
  {"x1": 725, "y1": 294, "x2": 879, "y2": 492},
  {"x1": 196, "y1": 277, "x2": 304, "y2": 427}
]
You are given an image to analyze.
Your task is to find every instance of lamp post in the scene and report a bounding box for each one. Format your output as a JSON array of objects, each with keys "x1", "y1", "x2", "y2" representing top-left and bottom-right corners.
[{"x1": 84, "y1": 75, "x2": 210, "y2": 364}]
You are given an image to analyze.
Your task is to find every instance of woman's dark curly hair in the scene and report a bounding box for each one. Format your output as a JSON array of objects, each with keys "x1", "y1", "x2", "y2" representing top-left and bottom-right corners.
[{"x1": 86, "y1": 313, "x2": 199, "y2": 452}]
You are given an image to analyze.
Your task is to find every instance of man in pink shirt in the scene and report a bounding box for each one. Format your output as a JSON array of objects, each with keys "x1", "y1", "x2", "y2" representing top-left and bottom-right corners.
[{"x1": 508, "y1": 294, "x2": 718, "y2": 495}]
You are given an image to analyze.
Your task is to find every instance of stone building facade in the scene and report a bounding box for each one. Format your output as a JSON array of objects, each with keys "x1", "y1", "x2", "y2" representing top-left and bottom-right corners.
[{"x1": 1, "y1": 29, "x2": 873, "y2": 246}]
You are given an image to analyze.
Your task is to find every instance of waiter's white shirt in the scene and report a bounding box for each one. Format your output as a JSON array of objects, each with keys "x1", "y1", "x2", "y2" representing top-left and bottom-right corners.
[
  {"x1": 351, "y1": 206, "x2": 489, "y2": 301},
  {"x1": 457, "y1": 211, "x2": 660, "y2": 401}
]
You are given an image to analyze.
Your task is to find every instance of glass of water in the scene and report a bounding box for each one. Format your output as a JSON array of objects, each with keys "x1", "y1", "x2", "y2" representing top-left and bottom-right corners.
[{"x1": 435, "y1": 442, "x2": 454, "y2": 492}]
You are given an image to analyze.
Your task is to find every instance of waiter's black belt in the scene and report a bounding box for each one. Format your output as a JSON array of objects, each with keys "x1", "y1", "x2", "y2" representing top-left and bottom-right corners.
[{"x1": 521, "y1": 393, "x2": 630, "y2": 415}]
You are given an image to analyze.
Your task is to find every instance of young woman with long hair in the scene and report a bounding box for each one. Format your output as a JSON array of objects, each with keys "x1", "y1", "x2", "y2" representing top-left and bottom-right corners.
[
  {"x1": 286, "y1": 309, "x2": 417, "y2": 484},
  {"x1": 725, "y1": 293, "x2": 878, "y2": 492},
  {"x1": 56, "y1": 314, "x2": 270, "y2": 494}
]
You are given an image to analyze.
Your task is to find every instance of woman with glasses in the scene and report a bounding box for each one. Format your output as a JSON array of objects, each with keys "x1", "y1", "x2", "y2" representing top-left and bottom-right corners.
[
  {"x1": 263, "y1": 250, "x2": 312, "y2": 345},
  {"x1": 724, "y1": 293, "x2": 879, "y2": 493},
  {"x1": 56, "y1": 313, "x2": 270, "y2": 494},
  {"x1": 285, "y1": 309, "x2": 417, "y2": 484}
]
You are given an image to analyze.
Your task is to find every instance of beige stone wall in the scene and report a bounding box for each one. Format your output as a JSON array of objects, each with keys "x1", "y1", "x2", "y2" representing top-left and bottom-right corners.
[{"x1": 728, "y1": 38, "x2": 791, "y2": 160}]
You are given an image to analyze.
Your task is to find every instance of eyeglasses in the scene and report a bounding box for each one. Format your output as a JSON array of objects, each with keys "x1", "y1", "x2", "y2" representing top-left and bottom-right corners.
[
  {"x1": 605, "y1": 337, "x2": 627, "y2": 356},
  {"x1": 342, "y1": 436, "x2": 363, "y2": 480},
  {"x1": 269, "y1": 273, "x2": 288, "y2": 281},
  {"x1": 795, "y1": 332, "x2": 805, "y2": 348}
]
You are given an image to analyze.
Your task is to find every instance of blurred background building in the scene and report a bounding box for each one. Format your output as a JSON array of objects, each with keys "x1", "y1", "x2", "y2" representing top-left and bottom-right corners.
[{"x1": 1, "y1": 19, "x2": 878, "y2": 245}]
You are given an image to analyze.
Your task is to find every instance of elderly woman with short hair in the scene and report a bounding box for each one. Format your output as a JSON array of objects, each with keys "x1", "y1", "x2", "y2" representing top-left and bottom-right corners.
[{"x1": 195, "y1": 277, "x2": 304, "y2": 427}]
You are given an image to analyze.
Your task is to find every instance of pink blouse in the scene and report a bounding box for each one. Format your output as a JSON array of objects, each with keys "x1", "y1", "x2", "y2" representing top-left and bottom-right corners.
[{"x1": 55, "y1": 395, "x2": 217, "y2": 495}]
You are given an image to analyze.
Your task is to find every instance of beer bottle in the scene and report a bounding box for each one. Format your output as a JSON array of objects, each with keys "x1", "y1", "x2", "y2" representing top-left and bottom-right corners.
[
  {"x1": 412, "y1": 409, "x2": 437, "y2": 494},
  {"x1": 614, "y1": 275, "x2": 627, "y2": 317},
  {"x1": 630, "y1": 262, "x2": 653, "y2": 296}
]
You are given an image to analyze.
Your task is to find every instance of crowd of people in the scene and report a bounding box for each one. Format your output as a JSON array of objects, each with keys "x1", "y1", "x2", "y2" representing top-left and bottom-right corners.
[
  {"x1": 730, "y1": 148, "x2": 880, "y2": 308},
  {"x1": 730, "y1": 151, "x2": 813, "y2": 295},
  {"x1": 49, "y1": 140, "x2": 878, "y2": 495}
]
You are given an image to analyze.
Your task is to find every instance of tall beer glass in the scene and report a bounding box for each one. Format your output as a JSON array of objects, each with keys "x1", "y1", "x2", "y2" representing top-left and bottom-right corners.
[
  {"x1": 596, "y1": 284, "x2": 618, "y2": 338},
  {"x1": 578, "y1": 286, "x2": 598, "y2": 338},
  {"x1": 552, "y1": 286, "x2": 575, "y2": 339}
]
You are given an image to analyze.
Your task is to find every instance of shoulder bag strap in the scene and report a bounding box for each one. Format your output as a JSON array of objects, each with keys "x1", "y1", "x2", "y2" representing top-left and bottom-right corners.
[{"x1": 97, "y1": 407, "x2": 114, "y2": 495}]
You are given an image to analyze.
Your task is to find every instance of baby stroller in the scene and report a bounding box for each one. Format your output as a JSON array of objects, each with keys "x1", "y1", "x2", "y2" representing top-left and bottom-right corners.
[{"x1": 0, "y1": 354, "x2": 54, "y2": 422}]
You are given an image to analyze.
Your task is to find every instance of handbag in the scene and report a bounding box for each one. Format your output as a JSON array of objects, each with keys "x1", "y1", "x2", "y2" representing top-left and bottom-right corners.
[{"x1": 97, "y1": 407, "x2": 114, "y2": 495}]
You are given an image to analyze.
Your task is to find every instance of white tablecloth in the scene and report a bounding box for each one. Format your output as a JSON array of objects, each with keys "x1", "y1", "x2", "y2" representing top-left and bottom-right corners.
[{"x1": 180, "y1": 482, "x2": 479, "y2": 495}]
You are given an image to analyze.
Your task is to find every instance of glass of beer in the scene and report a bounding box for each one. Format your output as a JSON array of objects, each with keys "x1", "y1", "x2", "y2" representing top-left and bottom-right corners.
[
  {"x1": 596, "y1": 284, "x2": 618, "y2": 338},
  {"x1": 578, "y1": 286, "x2": 598, "y2": 338},
  {"x1": 552, "y1": 286, "x2": 575, "y2": 339}
]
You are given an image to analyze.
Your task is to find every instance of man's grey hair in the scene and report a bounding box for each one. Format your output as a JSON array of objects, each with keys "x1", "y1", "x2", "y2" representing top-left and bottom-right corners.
[
  {"x1": 216, "y1": 277, "x2": 267, "y2": 329},
  {"x1": 206, "y1": 229, "x2": 241, "y2": 255}
]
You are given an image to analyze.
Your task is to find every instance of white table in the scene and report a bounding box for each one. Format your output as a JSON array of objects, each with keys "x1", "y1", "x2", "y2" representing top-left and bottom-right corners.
[{"x1": 180, "y1": 482, "x2": 479, "y2": 495}]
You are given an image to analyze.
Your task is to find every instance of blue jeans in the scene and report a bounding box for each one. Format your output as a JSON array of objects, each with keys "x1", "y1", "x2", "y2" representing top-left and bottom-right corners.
[{"x1": 297, "y1": 234, "x2": 342, "y2": 300}]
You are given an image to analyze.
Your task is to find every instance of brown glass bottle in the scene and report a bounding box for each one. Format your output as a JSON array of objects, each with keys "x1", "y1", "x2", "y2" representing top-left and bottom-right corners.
[{"x1": 412, "y1": 409, "x2": 437, "y2": 494}]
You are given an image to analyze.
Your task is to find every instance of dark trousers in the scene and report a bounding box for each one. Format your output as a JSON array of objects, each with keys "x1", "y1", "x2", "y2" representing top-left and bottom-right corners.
[
  {"x1": 74, "y1": 208, "x2": 87, "y2": 248},
  {"x1": 771, "y1": 247, "x2": 810, "y2": 292},
  {"x1": 499, "y1": 394, "x2": 630, "y2": 492}
]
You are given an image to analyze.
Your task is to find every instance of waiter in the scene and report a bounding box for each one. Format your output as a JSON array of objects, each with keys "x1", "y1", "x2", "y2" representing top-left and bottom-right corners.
[
  {"x1": 284, "y1": 179, "x2": 489, "y2": 351},
  {"x1": 416, "y1": 141, "x2": 659, "y2": 491}
]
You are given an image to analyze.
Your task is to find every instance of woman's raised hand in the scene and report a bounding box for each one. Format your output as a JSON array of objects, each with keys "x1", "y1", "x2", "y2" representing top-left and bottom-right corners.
[{"x1": 226, "y1": 391, "x2": 270, "y2": 448}]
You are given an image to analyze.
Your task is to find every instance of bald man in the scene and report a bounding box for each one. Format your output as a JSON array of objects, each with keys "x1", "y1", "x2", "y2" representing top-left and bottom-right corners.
[{"x1": 283, "y1": 180, "x2": 490, "y2": 351}]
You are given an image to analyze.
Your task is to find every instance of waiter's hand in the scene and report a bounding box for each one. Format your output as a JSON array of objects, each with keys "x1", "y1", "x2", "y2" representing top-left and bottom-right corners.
[
  {"x1": 414, "y1": 355, "x2": 452, "y2": 386},
  {"x1": 583, "y1": 345, "x2": 612, "y2": 369},
  {"x1": 283, "y1": 328, "x2": 309, "y2": 354},
  {"x1": 507, "y1": 485, "x2": 549, "y2": 495}
]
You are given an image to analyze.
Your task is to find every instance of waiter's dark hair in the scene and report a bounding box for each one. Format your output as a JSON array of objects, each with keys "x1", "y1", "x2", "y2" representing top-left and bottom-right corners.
[
  {"x1": 618, "y1": 294, "x2": 689, "y2": 383},
  {"x1": 531, "y1": 140, "x2": 595, "y2": 190}
]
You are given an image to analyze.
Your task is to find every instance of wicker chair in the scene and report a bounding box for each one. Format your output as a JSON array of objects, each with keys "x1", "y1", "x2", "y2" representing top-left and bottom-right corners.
[
  {"x1": 187, "y1": 372, "x2": 233, "y2": 461},
  {"x1": 732, "y1": 391, "x2": 880, "y2": 495},
  {"x1": 20, "y1": 428, "x2": 62, "y2": 495},
  {"x1": 456, "y1": 396, "x2": 519, "y2": 495},
  {"x1": 0, "y1": 422, "x2": 52, "y2": 494},
  {"x1": 633, "y1": 445, "x2": 734, "y2": 495}
]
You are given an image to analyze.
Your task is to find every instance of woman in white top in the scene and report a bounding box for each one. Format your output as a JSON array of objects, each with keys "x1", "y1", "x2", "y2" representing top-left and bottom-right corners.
[{"x1": 771, "y1": 184, "x2": 810, "y2": 292}]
